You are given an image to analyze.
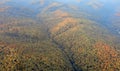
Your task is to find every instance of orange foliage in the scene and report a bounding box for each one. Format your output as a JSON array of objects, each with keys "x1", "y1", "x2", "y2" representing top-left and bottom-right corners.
[
  {"x1": 50, "y1": 18, "x2": 78, "y2": 34},
  {"x1": 94, "y1": 42, "x2": 120, "y2": 71}
]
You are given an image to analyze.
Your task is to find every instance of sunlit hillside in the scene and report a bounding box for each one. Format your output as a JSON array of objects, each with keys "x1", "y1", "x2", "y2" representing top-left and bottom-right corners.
[{"x1": 0, "y1": 0, "x2": 120, "y2": 71}]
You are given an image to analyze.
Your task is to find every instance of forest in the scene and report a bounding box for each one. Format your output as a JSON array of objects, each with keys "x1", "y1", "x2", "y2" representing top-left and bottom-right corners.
[{"x1": 0, "y1": 0, "x2": 120, "y2": 71}]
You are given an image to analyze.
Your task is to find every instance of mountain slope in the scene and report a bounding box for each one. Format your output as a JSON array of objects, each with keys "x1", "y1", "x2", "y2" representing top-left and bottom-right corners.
[{"x1": 0, "y1": 0, "x2": 120, "y2": 71}]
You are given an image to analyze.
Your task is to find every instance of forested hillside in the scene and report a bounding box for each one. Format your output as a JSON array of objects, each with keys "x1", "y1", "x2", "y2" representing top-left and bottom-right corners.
[{"x1": 0, "y1": 0, "x2": 120, "y2": 71}]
